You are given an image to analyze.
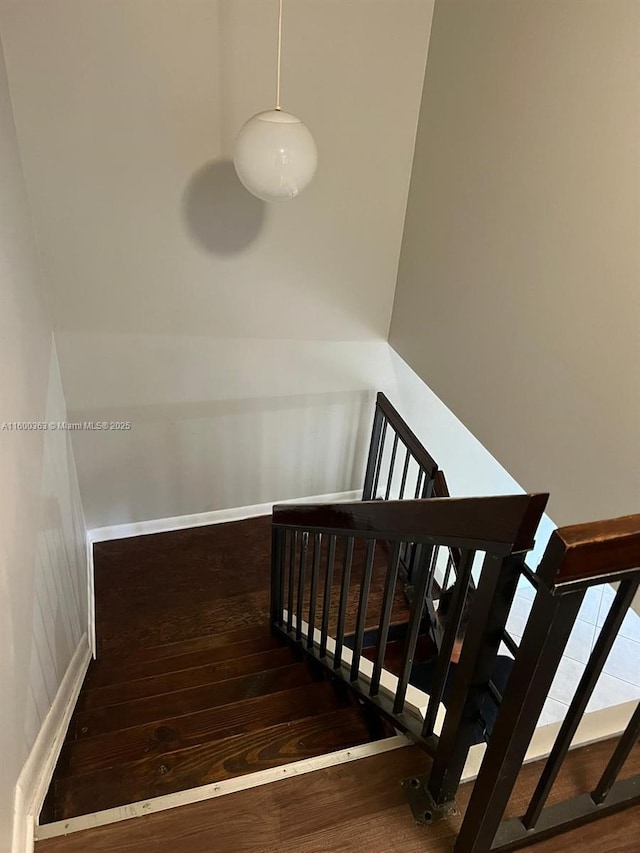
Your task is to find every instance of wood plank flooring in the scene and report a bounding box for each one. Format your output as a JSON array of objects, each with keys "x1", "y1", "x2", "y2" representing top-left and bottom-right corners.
[
  {"x1": 61, "y1": 681, "x2": 348, "y2": 778},
  {"x1": 55, "y1": 707, "x2": 374, "y2": 818},
  {"x1": 41, "y1": 516, "x2": 401, "y2": 824},
  {"x1": 92, "y1": 516, "x2": 410, "y2": 656},
  {"x1": 36, "y1": 515, "x2": 639, "y2": 850},
  {"x1": 37, "y1": 737, "x2": 640, "y2": 852}
]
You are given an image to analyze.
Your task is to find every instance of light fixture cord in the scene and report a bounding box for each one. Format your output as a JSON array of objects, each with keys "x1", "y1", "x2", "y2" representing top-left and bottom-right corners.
[{"x1": 276, "y1": 0, "x2": 283, "y2": 110}]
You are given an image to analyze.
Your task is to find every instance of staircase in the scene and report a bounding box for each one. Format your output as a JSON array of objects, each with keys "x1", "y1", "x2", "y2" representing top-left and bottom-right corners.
[
  {"x1": 40, "y1": 517, "x2": 398, "y2": 828},
  {"x1": 36, "y1": 394, "x2": 640, "y2": 852},
  {"x1": 46, "y1": 626, "x2": 388, "y2": 820}
]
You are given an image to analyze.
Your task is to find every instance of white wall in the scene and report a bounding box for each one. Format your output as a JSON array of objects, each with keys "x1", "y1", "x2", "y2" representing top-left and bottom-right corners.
[
  {"x1": 0, "y1": 31, "x2": 87, "y2": 853},
  {"x1": 0, "y1": 0, "x2": 435, "y2": 527},
  {"x1": 390, "y1": 0, "x2": 640, "y2": 528},
  {"x1": 383, "y1": 349, "x2": 556, "y2": 569},
  {"x1": 57, "y1": 336, "x2": 397, "y2": 526}
]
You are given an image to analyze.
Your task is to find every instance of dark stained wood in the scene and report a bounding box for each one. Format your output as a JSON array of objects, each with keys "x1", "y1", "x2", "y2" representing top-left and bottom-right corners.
[
  {"x1": 54, "y1": 708, "x2": 374, "y2": 819},
  {"x1": 85, "y1": 633, "x2": 283, "y2": 687},
  {"x1": 41, "y1": 516, "x2": 404, "y2": 826},
  {"x1": 538, "y1": 514, "x2": 640, "y2": 588},
  {"x1": 38, "y1": 496, "x2": 640, "y2": 845},
  {"x1": 374, "y1": 391, "x2": 439, "y2": 476},
  {"x1": 72, "y1": 662, "x2": 320, "y2": 739},
  {"x1": 36, "y1": 738, "x2": 640, "y2": 853},
  {"x1": 78, "y1": 647, "x2": 296, "y2": 710},
  {"x1": 92, "y1": 518, "x2": 276, "y2": 656},
  {"x1": 60, "y1": 682, "x2": 349, "y2": 778},
  {"x1": 92, "y1": 516, "x2": 406, "y2": 655},
  {"x1": 273, "y1": 493, "x2": 549, "y2": 555},
  {"x1": 284, "y1": 534, "x2": 411, "y2": 641},
  {"x1": 431, "y1": 470, "x2": 464, "y2": 573},
  {"x1": 103, "y1": 625, "x2": 273, "y2": 664},
  {"x1": 41, "y1": 516, "x2": 408, "y2": 824},
  {"x1": 432, "y1": 469, "x2": 451, "y2": 499},
  {"x1": 362, "y1": 634, "x2": 437, "y2": 675}
]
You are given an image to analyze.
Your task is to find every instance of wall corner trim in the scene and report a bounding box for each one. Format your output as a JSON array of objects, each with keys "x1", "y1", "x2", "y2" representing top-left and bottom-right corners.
[{"x1": 12, "y1": 633, "x2": 91, "y2": 853}]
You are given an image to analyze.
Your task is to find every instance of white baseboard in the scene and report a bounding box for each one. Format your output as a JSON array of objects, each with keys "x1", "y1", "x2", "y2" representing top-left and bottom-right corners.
[
  {"x1": 87, "y1": 489, "x2": 361, "y2": 544},
  {"x1": 13, "y1": 634, "x2": 91, "y2": 853},
  {"x1": 86, "y1": 536, "x2": 96, "y2": 659}
]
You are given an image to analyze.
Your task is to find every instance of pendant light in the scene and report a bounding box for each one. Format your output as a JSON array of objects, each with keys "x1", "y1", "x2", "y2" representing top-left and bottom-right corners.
[{"x1": 233, "y1": 0, "x2": 318, "y2": 202}]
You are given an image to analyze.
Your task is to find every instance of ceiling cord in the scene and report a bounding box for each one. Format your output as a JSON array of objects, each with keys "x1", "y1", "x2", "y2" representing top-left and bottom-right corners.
[{"x1": 276, "y1": 0, "x2": 283, "y2": 110}]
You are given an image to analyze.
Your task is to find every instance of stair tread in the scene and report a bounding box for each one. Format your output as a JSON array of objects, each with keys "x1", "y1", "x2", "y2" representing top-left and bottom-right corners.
[
  {"x1": 78, "y1": 646, "x2": 297, "y2": 710},
  {"x1": 53, "y1": 706, "x2": 374, "y2": 820},
  {"x1": 85, "y1": 634, "x2": 283, "y2": 688},
  {"x1": 362, "y1": 634, "x2": 438, "y2": 677},
  {"x1": 59, "y1": 681, "x2": 350, "y2": 778},
  {"x1": 98, "y1": 624, "x2": 272, "y2": 666},
  {"x1": 41, "y1": 513, "x2": 408, "y2": 826},
  {"x1": 72, "y1": 662, "x2": 319, "y2": 739}
]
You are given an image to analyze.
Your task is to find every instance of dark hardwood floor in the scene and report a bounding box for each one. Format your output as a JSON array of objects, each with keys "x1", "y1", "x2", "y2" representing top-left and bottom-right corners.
[
  {"x1": 92, "y1": 515, "x2": 410, "y2": 655},
  {"x1": 37, "y1": 737, "x2": 640, "y2": 852},
  {"x1": 40, "y1": 516, "x2": 404, "y2": 824},
  {"x1": 36, "y1": 515, "x2": 639, "y2": 850}
]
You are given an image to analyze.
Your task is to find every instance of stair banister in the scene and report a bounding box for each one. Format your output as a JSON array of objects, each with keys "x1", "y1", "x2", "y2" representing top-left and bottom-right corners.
[
  {"x1": 454, "y1": 512, "x2": 640, "y2": 853},
  {"x1": 270, "y1": 490, "x2": 549, "y2": 823}
]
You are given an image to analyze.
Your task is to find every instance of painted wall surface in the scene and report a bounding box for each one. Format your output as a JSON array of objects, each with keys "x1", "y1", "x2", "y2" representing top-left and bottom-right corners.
[
  {"x1": 390, "y1": 0, "x2": 640, "y2": 527},
  {"x1": 384, "y1": 349, "x2": 556, "y2": 569},
  {"x1": 0, "y1": 33, "x2": 87, "y2": 853},
  {"x1": 57, "y1": 335, "x2": 397, "y2": 526},
  {"x1": 0, "y1": 0, "x2": 434, "y2": 527}
]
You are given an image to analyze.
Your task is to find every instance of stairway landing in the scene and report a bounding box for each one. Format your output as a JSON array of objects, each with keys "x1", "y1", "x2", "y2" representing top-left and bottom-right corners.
[{"x1": 39, "y1": 516, "x2": 402, "y2": 833}]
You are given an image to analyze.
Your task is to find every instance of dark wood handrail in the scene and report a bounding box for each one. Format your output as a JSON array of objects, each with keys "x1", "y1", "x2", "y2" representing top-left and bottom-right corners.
[
  {"x1": 431, "y1": 470, "x2": 464, "y2": 576},
  {"x1": 538, "y1": 513, "x2": 640, "y2": 588},
  {"x1": 433, "y1": 469, "x2": 450, "y2": 498},
  {"x1": 273, "y1": 493, "x2": 549, "y2": 556},
  {"x1": 375, "y1": 392, "x2": 438, "y2": 477}
]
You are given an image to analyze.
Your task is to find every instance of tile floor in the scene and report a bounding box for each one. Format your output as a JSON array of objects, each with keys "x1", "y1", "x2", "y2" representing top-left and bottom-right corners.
[{"x1": 505, "y1": 581, "x2": 640, "y2": 727}]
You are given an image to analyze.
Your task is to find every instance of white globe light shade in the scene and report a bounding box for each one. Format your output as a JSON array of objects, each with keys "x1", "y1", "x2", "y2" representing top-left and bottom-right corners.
[{"x1": 233, "y1": 110, "x2": 318, "y2": 202}]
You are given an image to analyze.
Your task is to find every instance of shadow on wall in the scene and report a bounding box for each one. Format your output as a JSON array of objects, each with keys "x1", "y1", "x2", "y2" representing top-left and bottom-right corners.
[{"x1": 182, "y1": 159, "x2": 265, "y2": 254}]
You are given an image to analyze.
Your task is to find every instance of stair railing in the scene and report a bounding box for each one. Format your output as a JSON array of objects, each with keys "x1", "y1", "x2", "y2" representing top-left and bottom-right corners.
[
  {"x1": 363, "y1": 392, "x2": 437, "y2": 590},
  {"x1": 270, "y1": 492, "x2": 548, "y2": 817},
  {"x1": 362, "y1": 392, "x2": 462, "y2": 617},
  {"x1": 452, "y1": 512, "x2": 640, "y2": 852},
  {"x1": 362, "y1": 392, "x2": 439, "y2": 504}
]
